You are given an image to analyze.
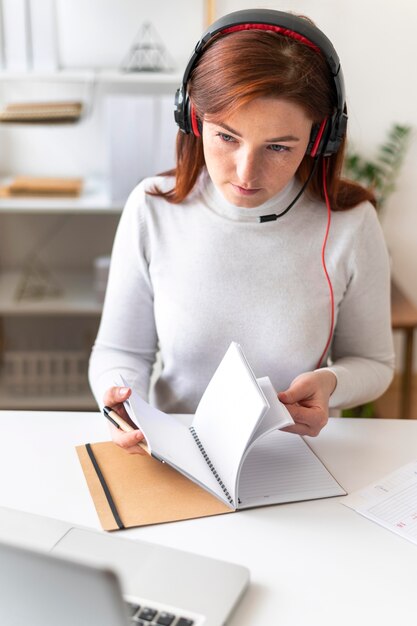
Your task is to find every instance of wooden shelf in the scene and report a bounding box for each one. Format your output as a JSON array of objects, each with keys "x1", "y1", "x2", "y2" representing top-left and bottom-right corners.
[
  {"x1": 0, "y1": 271, "x2": 103, "y2": 316},
  {"x1": 391, "y1": 281, "x2": 417, "y2": 329},
  {"x1": 391, "y1": 280, "x2": 417, "y2": 419}
]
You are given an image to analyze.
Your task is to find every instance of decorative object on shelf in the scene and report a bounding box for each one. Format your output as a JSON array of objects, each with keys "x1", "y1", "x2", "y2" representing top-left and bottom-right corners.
[
  {"x1": 14, "y1": 258, "x2": 62, "y2": 302},
  {"x1": 1, "y1": 350, "x2": 89, "y2": 398},
  {"x1": 121, "y1": 21, "x2": 174, "y2": 72},
  {"x1": 0, "y1": 101, "x2": 83, "y2": 123},
  {"x1": 0, "y1": 313, "x2": 98, "y2": 407},
  {"x1": 12, "y1": 214, "x2": 70, "y2": 303},
  {"x1": 344, "y1": 123, "x2": 412, "y2": 213},
  {"x1": 0, "y1": 176, "x2": 83, "y2": 198}
]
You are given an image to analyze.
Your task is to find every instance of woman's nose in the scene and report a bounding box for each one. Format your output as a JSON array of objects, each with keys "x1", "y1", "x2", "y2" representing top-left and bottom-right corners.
[{"x1": 235, "y1": 148, "x2": 260, "y2": 185}]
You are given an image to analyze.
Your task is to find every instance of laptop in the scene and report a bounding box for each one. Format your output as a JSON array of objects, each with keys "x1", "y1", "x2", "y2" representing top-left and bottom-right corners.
[{"x1": 0, "y1": 506, "x2": 249, "y2": 626}]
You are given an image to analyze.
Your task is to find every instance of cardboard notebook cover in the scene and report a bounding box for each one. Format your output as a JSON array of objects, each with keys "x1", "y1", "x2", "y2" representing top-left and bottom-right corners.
[{"x1": 76, "y1": 441, "x2": 232, "y2": 531}]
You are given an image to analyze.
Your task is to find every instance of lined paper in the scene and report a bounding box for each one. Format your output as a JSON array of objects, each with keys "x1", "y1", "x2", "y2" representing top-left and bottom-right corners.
[
  {"x1": 342, "y1": 461, "x2": 417, "y2": 545},
  {"x1": 238, "y1": 430, "x2": 345, "y2": 507}
]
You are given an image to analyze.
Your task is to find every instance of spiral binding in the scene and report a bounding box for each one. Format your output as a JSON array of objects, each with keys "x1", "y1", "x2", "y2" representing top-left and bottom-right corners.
[{"x1": 189, "y1": 426, "x2": 234, "y2": 506}]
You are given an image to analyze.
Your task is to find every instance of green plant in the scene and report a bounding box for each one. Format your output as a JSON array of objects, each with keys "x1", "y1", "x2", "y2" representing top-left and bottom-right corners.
[
  {"x1": 344, "y1": 123, "x2": 412, "y2": 211},
  {"x1": 341, "y1": 404, "x2": 376, "y2": 419}
]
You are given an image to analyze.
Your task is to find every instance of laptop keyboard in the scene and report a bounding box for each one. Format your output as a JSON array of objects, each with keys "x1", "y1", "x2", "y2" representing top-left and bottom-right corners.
[{"x1": 127, "y1": 601, "x2": 194, "y2": 626}]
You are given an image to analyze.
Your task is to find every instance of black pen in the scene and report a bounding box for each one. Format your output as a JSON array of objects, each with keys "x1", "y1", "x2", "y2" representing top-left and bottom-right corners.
[{"x1": 102, "y1": 406, "x2": 150, "y2": 454}]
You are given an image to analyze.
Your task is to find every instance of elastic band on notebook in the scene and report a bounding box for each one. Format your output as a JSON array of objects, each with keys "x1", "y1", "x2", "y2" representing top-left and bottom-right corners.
[{"x1": 85, "y1": 443, "x2": 125, "y2": 530}]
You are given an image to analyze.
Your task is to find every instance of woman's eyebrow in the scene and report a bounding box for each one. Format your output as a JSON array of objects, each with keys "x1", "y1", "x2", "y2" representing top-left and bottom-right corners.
[
  {"x1": 265, "y1": 134, "x2": 300, "y2": 143},
  {"x1": 215, "y1": 121, "x2": 300, "y2": 143}
]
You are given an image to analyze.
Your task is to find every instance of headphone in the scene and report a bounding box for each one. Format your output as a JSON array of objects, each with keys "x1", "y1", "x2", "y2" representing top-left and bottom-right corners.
[{"x1": 174, "y1": 9, "x2": 348, "y2": 158}]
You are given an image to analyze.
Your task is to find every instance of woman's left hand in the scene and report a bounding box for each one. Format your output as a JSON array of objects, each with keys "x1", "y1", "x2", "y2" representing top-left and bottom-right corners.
[{"x1": 278, "y1": 370, "x2": 337, "y2": 437}]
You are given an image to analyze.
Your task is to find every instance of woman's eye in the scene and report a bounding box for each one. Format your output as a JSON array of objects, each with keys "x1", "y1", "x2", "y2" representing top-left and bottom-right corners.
[
  {"x1": 268, "y1": 144, "x2": 290, "y2": 153},
  {"x1": 217, "y1": 132, "x2": 235, "y2": 143}
]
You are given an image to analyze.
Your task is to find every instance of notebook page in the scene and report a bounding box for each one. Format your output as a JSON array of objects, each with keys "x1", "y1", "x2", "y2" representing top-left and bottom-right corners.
[
  {"x1": 248, "y1": 377, "x2": 294, "y2": 444},
  {"x1": 342, "y1": 461, "x2": 417, "y2": 546},
  {"x1": 123, "y1": 385, "x2": 228, "y2": 503},
  {"x1": 191, "y1": 342, "x2": 268, "y2": 506},
  {"x1": 237, "y1": 429, "x2": 345, "y2": 508}
]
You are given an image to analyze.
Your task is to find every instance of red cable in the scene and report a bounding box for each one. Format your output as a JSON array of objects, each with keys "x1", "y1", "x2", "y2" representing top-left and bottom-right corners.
[{"x1": 316, "y1": 160, "x2": 335, "y2": 369}]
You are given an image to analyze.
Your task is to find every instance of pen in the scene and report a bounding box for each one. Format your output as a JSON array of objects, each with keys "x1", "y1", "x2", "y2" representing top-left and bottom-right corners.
[{"x1": 103, "y1": 406, "x2": 150, "y2": 454}]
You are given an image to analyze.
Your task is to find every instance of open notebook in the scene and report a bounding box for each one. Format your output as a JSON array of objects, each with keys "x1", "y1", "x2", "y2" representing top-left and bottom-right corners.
[
  {"x1": 122, "y1": 342, "x2": 345, "y2": 510},
  {"x1": 77, "y1": 342, "x2": 345, "y2": 530}
]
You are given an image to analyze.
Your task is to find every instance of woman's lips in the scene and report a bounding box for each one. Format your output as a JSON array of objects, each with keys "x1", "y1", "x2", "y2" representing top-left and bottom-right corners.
[{"x1": 231, "y1": 183, "x2": 261, "y2": 196}]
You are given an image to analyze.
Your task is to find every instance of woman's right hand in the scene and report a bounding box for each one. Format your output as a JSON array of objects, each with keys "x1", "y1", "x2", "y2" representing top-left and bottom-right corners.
[{"x1": 103, "y1": 386, "x2": 146, "y2": 455}]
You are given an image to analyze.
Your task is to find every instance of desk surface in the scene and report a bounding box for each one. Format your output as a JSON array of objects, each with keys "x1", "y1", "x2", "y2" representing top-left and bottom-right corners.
[{"x1": 1, "y1": 411, "x2": 417, "y2": 625}]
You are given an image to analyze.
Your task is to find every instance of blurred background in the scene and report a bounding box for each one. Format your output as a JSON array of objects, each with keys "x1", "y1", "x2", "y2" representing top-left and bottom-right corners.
[{"x1": 0, "y1": 0, "x2": 415, "y2": 416}]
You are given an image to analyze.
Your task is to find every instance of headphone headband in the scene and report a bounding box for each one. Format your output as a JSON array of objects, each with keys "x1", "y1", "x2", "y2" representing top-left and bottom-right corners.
[{"x1": 174, "y1": 9, "x2": 348, "y2": 157}]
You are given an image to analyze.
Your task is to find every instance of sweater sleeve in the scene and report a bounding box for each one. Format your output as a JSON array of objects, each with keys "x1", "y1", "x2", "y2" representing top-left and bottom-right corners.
[
  {"x1": 325, "y1": 205, "x2": 395, "y2": 409},
  {"x1": 88, "y1": 182, "x2": 158, "y2": 407}
]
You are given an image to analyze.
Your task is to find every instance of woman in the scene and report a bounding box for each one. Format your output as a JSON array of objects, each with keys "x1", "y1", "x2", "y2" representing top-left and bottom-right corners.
[{"x1": 89, "y1": 9, "x2": 394, "y2": 452}]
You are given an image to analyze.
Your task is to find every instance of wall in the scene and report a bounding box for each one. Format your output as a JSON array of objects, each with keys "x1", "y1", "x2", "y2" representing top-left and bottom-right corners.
[{"x1": 1, "y1": 0, "x2": 416, "y2": 367}]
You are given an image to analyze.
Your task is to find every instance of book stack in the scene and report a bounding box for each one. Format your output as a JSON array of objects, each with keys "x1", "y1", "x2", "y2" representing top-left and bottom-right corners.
[
  {"x1": 0, "y1": 177, "x2": 83, "y2": 197},
  {"x1": 0, "y1": 102, "x2": 83, "y2": 124}
]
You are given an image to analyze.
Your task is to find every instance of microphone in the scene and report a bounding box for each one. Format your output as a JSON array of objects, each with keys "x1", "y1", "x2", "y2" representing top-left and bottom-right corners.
[{"x1": 258, "y1": 158, "x2": 320, "y2": 223}]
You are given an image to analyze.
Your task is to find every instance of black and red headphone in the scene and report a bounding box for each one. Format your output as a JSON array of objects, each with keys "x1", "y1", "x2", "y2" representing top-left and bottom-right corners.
[{"x1": 174, "y1": 8, "x2": 348, "y2": 159}]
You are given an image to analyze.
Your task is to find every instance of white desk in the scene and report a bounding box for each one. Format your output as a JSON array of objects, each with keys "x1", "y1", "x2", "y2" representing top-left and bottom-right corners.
[{"x1": 1, "y1": 411, "x2": 417, "y2": 625}]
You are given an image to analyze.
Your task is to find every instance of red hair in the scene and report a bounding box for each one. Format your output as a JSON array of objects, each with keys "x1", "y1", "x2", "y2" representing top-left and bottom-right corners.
[{"x1": 151, "y1": 30, "x2": 375, "y2": 210}]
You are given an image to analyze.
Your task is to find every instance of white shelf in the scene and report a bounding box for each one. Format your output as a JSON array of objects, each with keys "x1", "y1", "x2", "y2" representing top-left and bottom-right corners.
[
  {"x1": 0, "y1": 69, "x2": 96, "y2": 82},
  {"x1": 0, "y1": 271, "x2": 104, "y2": 315},
  {"x1": 0, "y1": 391, "x2": 96, "y2": 410},
  {"x1": 98, "y1": 69, "x2": 182, "y2": 85},
  {"x1": 0, "y1": 179, "x2": 123, "y2": 214},
  {"x1": 0, "y1": 68, "x2": 182, "y2": 85},
  {"x1": 0, "y1": 65, "x2": 164, "y2": 412}
]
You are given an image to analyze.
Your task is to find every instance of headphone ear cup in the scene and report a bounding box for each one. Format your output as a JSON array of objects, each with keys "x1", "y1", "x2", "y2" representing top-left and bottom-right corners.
[
  {"x1": 325, "y1": 110, "x2": 348, "y2": 156},
  {"x1": 307, "y1": 118, "x2": 329, "y2": 157},
  {"x1": 307, "y1": 112, "x2": 348, "y2": 157},
  {"x1": 174, "y1": 88, "x2": 201, "y2": 137},
  {"x1": 174, "y1": 86, "x2": 191, "y2": 134},
  {"x1": 190, "y1": 104, "x2": 202, "y2": 137}
]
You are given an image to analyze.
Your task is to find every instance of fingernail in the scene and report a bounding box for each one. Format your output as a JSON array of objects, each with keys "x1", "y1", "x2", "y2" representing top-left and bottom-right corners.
[{"x1": 118, "y1": 387, "x2": 129, "y2": 397}]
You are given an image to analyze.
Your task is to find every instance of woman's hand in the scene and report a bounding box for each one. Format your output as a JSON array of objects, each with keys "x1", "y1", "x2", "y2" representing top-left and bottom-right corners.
[
  {"x1": 103, "y1": 386, "x2": 146, "y2": 454},
  {"x1": 278, "y1": 370, "x2": 337, "y2": 437}
]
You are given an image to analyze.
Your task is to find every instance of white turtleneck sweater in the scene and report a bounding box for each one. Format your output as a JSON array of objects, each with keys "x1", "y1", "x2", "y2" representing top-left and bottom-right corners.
[{"x1": 89, "y1": 170, "x2": 395, "y2": 413}]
